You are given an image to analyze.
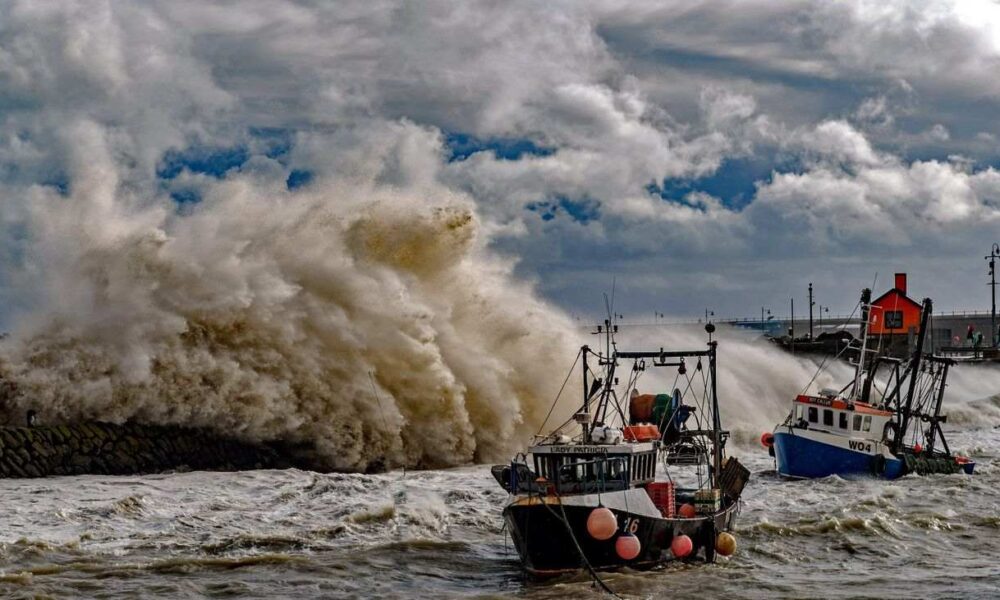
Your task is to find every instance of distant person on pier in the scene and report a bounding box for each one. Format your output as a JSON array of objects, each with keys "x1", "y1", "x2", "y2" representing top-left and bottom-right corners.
[{"x1": 973, "y1": 330, "x2": 984, "y2": 359}]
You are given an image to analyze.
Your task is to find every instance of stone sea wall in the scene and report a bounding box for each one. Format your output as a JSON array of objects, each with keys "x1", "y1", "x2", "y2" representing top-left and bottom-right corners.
[{"x1": 0, "y1": 421, "x2": 294, "y2": 478}]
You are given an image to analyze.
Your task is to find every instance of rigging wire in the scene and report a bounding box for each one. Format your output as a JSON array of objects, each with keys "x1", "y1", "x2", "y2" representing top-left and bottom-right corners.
[
  {"x1": 535, "y1": 348, "x2": 584, "y2": 437},
  {"x1": 797, "y1": 298, "x2": 863, "y2": 397},
  {"x1": 534, "y1": 487, "x2": 622, "y2": 599}
]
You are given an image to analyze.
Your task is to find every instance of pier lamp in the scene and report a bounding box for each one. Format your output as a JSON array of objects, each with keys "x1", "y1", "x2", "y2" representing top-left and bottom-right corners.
[{"x1": 988, "y1": 243, "x2": 1000, "y2": 347}]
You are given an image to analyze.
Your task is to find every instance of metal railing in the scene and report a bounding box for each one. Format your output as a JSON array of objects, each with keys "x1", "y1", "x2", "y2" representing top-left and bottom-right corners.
[{"x1": 574, "y1": 310, "x2": 999, "y2": 330}]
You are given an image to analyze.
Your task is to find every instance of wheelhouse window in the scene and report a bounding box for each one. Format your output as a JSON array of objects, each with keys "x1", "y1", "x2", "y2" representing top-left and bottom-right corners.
[
  {"x1": 823, "y1": 409, "x2": 833, "y2": 427},
  {"x1": 795, "y1": 405, "x2": 804, "y2": 420},
  {"x1": 839, "y1": 412, "x2": 848, "y2": 429},
  {"x1": 853, "y1": 414, "x2": 862, "y2": 431},
  {"x1": 630, "y1": 453, "x2": 655, "y2": 482},
  {"x1": 862, "y1": 415, "x2": 872, "y2": 432},
  {"x1": 885, "y1": 311, "x2": 904, "y2": 329},
  {"x1": 808, "y1": 407, "x2": 818, "y2": 422}
]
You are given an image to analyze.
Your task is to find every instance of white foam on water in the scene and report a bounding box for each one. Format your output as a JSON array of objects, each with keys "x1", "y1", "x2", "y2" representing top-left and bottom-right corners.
[{"x1": 0, "y1": 126, "x2": 583, "y2": 471}]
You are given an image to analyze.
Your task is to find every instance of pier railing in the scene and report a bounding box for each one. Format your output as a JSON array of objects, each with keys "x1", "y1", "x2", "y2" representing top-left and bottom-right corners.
[{"x1": 575, "y1": 309, "x2": 997, "y2": 331}]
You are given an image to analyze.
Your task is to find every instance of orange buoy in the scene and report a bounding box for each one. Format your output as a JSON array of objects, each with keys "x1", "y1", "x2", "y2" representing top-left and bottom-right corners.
[
  {"x1": 586, "y1": 506, "x2": 618, "y2": 541},
  {"x1": 615, "y1": 533, "x2": 641, "y2": 560},
  {"x1": 671, "y1": 534, "x2": 693, "y2": 558},
  {"x1": 678, "y1": 503, "x2": 697, "y2": 518},
  {"x1": 715, "y1": 532, "x2": 737, "y2": 556},
  {"x1": 760, "y1": 432, "x2": 775, "y2": 448}
]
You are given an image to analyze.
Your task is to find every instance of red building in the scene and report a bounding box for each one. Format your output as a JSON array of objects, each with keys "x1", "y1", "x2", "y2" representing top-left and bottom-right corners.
[{"x1": 868, "y1": 273, "x2": 922, "y2": 348}]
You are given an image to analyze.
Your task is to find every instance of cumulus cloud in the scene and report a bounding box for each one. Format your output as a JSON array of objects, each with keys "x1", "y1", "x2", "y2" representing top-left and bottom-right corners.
[{"x1": 0, "y1": 0, "x2": 999, "y2": 456}]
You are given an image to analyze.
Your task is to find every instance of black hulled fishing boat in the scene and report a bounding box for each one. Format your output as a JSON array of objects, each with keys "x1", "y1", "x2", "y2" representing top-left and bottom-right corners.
[{"x1": 493, "y1": 323, "x2": 749, "y2": 577}]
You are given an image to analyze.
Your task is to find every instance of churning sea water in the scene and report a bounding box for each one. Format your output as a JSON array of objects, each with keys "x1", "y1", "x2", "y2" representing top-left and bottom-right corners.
[{"x1": 0, "y1": 422, "x2": 997, "y2": 599}]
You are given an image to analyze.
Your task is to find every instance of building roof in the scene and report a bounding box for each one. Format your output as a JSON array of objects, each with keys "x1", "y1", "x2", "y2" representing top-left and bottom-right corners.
[{"x1": 871, "y1": 287, "x2": 922, "y2": 310}]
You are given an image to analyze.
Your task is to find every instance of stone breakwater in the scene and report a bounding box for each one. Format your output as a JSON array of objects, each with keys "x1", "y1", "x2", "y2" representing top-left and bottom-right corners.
[{"x1": 0, "y1": 422, "x2": 295, "y2": 478}]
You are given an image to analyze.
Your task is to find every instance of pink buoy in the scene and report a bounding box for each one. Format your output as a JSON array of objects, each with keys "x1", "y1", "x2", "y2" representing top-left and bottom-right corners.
[
  {"x1": 586, "y1": 506, "x2": 617, "y2": 541},
  {"x1": 671, "y1": 534, "x2": 693, "y2": 558},
  {"x1": 678, "y1": 503, "x2": 697, "y2": 518},
  {"x1": 615, "y1": 533, "x2": 641, "y2": 560}
]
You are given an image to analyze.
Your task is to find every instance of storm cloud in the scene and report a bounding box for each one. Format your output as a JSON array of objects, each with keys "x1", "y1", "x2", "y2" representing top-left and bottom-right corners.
[{"x1": 1, "y1": 0, "x2": 999, "y2": 321}]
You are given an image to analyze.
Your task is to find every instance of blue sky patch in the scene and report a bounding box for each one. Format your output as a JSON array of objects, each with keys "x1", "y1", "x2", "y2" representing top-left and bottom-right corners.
[
  {"x1": 445, "y1": 132, "x2": 555, "y2": 162},
  {"x1": 249, "y1": 127, "x2": 294, "y2": 161},
  {"x1": 649, "y1": 156, "x2": 801, "y2": 210},
  {"x1": 170, "y1": 189, "x2": 201, "y2": 205},
  {"x1": 157, "y1": 145, "x2": 250, "y2": 180},
  {"x1": 286, "y1": 169, "x2": 313, "y2": 190},
  {"x1": 527, "y1": 196, "x2": 601, "y2": 224},
  {"x1": 42, "y1": 174, "x2": 70, "y2": 196}
]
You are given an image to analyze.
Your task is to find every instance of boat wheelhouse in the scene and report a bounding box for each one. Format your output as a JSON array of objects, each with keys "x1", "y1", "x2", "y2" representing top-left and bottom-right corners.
[{"x1": 528, "y1": 441, "x2": 658, "y2": 493}]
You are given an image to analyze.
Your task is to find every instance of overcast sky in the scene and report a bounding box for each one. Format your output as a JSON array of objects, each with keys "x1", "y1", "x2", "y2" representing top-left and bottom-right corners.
[{"x1": 3, "y1": 0, "x2": 1000, "y2": 325}]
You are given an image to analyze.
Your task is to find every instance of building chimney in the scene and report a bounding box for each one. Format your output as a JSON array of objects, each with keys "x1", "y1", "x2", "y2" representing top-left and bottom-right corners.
[{"x1": 895, "y1": 273, "x2": 907, "y2": 295}]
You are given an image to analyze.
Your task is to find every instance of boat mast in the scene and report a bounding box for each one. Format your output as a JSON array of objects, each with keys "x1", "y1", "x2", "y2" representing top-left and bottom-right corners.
[
  {"x1": 895, "y1": 297, "x2": 932, "y2": 454},
  {"x1": 708, "y1": 338, "x2": 722, "y2": 482},
  {"x1": 852, "y1": 288, "x2": 872, "y2": 400},
  {"x1": 926, "y1": 357, "x2": 952, "y2": 455},
  {"x1": 582, "y1": 345, "x2": 590, "y2": 441}
]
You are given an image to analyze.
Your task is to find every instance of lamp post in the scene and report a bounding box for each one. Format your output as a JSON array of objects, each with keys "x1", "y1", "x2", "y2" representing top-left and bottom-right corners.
[
  {"x1": 790, "y1": 297, "x2": 795, "y2": 352},
  {"x1": 808, "y1": 283, "x2": 815, "y2": 339},
  {"x1": 989, "y1": 243, "x2": 1000, "y2": 347},
  {"x1": 705, "y1": 308, "x2": 714, "y2": 323}
]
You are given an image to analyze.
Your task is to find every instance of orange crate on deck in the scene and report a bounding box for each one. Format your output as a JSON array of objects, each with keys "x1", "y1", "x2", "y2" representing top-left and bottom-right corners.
[
  {"x1": 645, "y1": 482, "x2": 675, "y2": 518},
  {"x1": 623, "y1": 424, "x2": 661, "y2": 442}
]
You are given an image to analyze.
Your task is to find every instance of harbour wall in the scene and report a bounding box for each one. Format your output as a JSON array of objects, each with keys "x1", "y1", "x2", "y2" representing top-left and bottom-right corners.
[{"x1": 0, "y1": 421, "x2": 298, "y2": 478}]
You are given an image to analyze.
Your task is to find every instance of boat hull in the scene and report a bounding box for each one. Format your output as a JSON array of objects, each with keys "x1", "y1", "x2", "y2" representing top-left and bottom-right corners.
[
  {"x1": 502, "y1": 491, "x2": 737, "y2": 576},
  {"x1": 773, "y1": 428, "x2": 905, "y2": 479}
]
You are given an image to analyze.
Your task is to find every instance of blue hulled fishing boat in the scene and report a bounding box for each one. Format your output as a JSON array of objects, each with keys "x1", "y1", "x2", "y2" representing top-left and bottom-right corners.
[{"x1": 765, "y1": 289, "x2": 975, "y2": 479}]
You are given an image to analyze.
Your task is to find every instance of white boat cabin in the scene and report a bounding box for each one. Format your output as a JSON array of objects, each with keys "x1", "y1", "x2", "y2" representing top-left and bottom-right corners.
[
  {"x1": 790, "y1": 394, "x2": 894, "y2": 440},
  {"x1": 528, "y1": 442, "x2": 658, "y2": 493}
]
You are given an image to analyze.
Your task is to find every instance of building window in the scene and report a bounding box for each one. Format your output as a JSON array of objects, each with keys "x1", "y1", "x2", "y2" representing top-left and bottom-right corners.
[
  {"x1": 808, "y1": 407, "x2": 818, "y2": 422},
  {"x1": 823, "y1": 409, "x2": 833, "y2": 426},
  {"x1": 885, "y1": 311, "x2": 904, "y2": 329},
  {"x1": 862, "y1": 416, "x2": 872, "y2": 432},
  {"x1": 853, "y1": 414, "x2": 862, "y2": 431},
  {"x1": 839, "y1": 412, "x2": 848, "y2": 429}
]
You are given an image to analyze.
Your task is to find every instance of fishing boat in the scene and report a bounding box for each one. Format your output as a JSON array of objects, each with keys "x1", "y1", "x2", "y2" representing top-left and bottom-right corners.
[
  {"x1": 765, "y1": 290, "x2": 975, "y2": 479},
  {"x1": 492, "y1": 322, "x2": 749, "y2": 577}
]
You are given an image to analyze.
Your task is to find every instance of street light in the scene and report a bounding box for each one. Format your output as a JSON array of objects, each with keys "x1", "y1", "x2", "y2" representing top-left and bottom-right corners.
[
  {"x1": 989, "y1": 243, "x2": 1000, "y2": 347},
  {"x1": 808, "y1": 283, "x2": 815, "y2": 339}
]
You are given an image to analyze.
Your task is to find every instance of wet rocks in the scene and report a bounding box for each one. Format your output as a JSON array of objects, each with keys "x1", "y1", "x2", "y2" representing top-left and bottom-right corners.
[{"x1": 0, "y1": 422, "x2": 292, "y2": 478}]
